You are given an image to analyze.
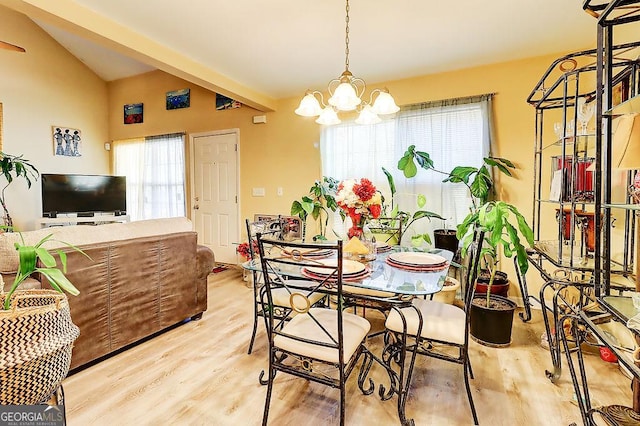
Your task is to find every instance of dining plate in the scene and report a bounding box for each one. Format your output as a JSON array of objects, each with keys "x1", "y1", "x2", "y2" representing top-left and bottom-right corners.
[
  {"x1": 305, "y1": 259, "x2": 366, "y2": 276},
  {"x1": 375, "y1": 242, "x2": 392, "y2": 253},
  {"x1": 301, "y1": 268, "x2": 371, "y2": 282},
  {"x1": 387, "y1": 252, "x2": 447, "y2": 267},
  {"x1": 386, "y1": 258, "x2": 449, "y2": 272},
  {"x1": 283, "y1": 248, "x2": 333, "y2": 258}
]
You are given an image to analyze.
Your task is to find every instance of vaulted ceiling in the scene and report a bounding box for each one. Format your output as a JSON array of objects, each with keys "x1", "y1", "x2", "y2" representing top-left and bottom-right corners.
[{"x1": 0, "y1": 0, "x2": 599, "y2": 112}]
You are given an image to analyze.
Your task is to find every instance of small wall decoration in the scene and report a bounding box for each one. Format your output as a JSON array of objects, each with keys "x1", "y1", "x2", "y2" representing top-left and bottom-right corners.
[
  {"x1": 52, "y1": 126, "x2": 82, "y2": 157},
  {"x1": 166, "y1": 88, "x2": 190, "y2": 110},
  {"x1": 124, "y1": 103, "x2": 143, "y2": 124},
  {"x1": 253, "y1": 214, "x2": 302, "y2": 240},
  {"x1": 216, "y1": 93, "x2": 242, "y2": 110}
]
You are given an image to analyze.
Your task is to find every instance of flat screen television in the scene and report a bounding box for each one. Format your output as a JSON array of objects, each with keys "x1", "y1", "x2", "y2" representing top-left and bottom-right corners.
[{"x1": 41, "y1": 174, "x2": 127, "y2": 217}]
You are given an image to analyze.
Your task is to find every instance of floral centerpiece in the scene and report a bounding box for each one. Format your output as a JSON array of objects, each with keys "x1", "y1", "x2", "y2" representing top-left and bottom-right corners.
[
  {"x1": 236, "y1": 241, "x2": 252, "y2": 261},
  {"x1": 336, "y1": 178, "x2": 382, "y2": 239}
]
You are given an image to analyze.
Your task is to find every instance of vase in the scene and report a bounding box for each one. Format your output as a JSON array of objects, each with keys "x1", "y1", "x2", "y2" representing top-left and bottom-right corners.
[{"x1": 347, "y1": 225, "x2": 364, "y2": 239}]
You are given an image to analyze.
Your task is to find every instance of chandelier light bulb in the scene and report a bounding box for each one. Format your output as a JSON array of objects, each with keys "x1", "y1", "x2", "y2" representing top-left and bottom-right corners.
[
  {"x1": 295, "y1": 92, "x2": 323, "y2": 117},
  {"x1": 371, "y1": 90, "x2": 400, "y2": 115},
  {"x1": 355, "y1": 104, "x2": 382, "y2": 125},
  {"x1": 315, "y1": 106, "x2": 341, "y2": 125}
]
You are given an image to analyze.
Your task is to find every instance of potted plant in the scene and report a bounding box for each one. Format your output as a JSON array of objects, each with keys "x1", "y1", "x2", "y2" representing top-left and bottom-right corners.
[
  {"x1": 290, "y1": 176, "x2": 340, "y2": 241},
  {"x1": 378, "y1": 166, "x2": 445, "y2": 247},
  {"x1": 397, "y1": 145, "x2": 519, "y2": 294},
  {"x1": 0, "y1": 230, "x2": 86, "y2": 405},
  {"x1": 0, "y1": 152, "x2": 39, "y2": 228},
  {"x1": 397, "y1": 145, "x2": 534, "y2": 346},
  {"x1": 457, "y1": 201, "x2": 534, "y2": 346}
]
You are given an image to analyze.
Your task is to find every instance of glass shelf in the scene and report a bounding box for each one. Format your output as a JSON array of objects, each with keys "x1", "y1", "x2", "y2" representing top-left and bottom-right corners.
[
  {"x1": 541, "y1": 134, "x2": 596, "y2": 152},
  {"x1": 604, "y1": 95, "x2": 640, "y2": 116},
  {"x1": 536, "y1": 199, "x2": 595, "y2": 205},
  {"x1": 533, "y1": 240, "x2": 628, "y2": 273},
  {"x1": 604, "y1": 203, "x2": 640, "y2": 211}
]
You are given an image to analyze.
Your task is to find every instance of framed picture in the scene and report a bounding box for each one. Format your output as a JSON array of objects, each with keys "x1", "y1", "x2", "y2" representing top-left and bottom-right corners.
[
  {"x1": 216, "y1": 93, "x2": 242, "y2": 110},
  {"x1": 124, "y1": 103, "x2": 143, "y2": 124},
  {"x1": 282, "y1": 216, "x2": 302, "y2": 240},
  {"x1": 52, "y1": 126, "x2": 82, "y2": 157},
  {"x1": 254, "y1": 214, "x2": 278, "y2": 222},
  {"x1": 252, "y1": 214, "x2": 303, "y2": 240},
  {"x1": 166, "y1": 88, "x2": 190, "y2": 110},
  {"x1": 612, "y1": 75, "x2": 630, "y2": 107}
]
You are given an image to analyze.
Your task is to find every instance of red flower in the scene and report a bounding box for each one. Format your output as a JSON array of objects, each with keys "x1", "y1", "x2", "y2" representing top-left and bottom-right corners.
[
  {"x1": 237, "y1": 242, "x2": 252, "y2": 260},
  {"x1": 353, "y1": 178, "x2": 376, "y2": 202},
  {"x1": 369, "y1": 204, "x2": 381, "y2": 219}
]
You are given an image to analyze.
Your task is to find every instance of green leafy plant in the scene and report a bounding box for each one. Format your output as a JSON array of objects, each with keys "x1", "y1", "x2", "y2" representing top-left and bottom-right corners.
[
  {"x1": 2, "y1": 231, "x2": 89, "y2": 310},
  {"x1": 397, "y1": 145, "x2": 515, "y2": 210},
  {"x1": 396, "y1": 145, "x2": 534, "y2": 307},
  {"x1": 0, "y1": 152, "x2": 39, "y2": 228},
  {"x1": 456, "y1": 201, "x2": 534, "y2": 306},
  {"x1": 380, "y1": 166, "x2": 444, "y2": 246},
  {"x1": 290, "y1": 176, "x2": 340, "y2": 241}
]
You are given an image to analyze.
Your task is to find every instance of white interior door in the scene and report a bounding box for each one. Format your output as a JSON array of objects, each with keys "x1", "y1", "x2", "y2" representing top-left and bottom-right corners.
[{"x1": 190, "y1": 130, "x2": 239, "y2": 264}]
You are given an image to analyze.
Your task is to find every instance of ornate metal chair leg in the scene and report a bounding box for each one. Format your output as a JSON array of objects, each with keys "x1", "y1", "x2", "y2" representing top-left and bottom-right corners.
[
  {"x1": 513, "y1": 256, "x2": 533, "y2": 322},
  {"x1": 540, "y1": 280, "x2": 562, "y2": 382}
]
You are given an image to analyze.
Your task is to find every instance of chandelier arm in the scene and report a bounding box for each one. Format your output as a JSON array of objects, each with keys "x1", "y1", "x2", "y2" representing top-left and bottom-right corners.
[
  {"x1": 350, "y1": 77, "x2": 366, "y2": 100},
  {"x1": 327, "y1": 78, "x2": 342, "y2": 97}
]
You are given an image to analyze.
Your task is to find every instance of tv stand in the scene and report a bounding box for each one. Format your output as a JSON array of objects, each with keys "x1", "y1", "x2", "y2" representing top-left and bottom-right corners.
[{"x1": 38, "y1": 213, "x2": 130, "y2": 228}]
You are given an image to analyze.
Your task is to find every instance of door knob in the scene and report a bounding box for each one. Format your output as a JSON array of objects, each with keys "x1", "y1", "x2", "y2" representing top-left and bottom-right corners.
[
  {"x1": 194, "y1": 205, "x2": 200, "y2": 210},
  {"x1": 195, "y1": 197, "x2": 199, "y2": 201}
]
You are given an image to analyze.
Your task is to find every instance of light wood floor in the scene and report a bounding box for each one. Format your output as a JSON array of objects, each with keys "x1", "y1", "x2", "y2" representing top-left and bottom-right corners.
[{"x1": 62, "y1": 267, "x2": 633, "y2": 425}]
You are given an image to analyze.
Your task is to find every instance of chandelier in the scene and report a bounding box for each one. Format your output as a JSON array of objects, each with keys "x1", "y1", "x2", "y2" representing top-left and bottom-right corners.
[{"x1": 295, "y1": 0, "x2": 399, "y2": 125}]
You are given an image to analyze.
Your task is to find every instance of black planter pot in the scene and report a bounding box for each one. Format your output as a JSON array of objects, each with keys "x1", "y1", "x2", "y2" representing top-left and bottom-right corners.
[
  {"x1": 434, "y1": 229, "x2": 459, "y2": 254},
  {"x1": 469, "y1": 294, "x2": 517, "y2": 347}
]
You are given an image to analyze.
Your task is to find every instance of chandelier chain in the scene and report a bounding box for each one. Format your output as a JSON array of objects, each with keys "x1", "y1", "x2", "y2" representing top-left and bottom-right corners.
[{"x1": 345, "y1": 0, "x2": 350, "y2": 72}]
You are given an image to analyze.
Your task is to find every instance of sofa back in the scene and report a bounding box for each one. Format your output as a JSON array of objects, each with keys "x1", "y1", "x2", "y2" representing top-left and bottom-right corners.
[
  {"x1": 42, "y1": 231, "x2": 200, "y2": 369},
  {"x1": 0, "y1": 217, "x2": 194, "y2": 274}
]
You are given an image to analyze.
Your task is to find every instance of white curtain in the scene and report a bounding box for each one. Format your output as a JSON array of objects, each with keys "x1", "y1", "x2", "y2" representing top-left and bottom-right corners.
[
  {"x1": 321, "y1": 94, "x2": 493, "y2": 240},
  {"x1": 113, "y1": 133, "x2": 186, "y2": 221}
]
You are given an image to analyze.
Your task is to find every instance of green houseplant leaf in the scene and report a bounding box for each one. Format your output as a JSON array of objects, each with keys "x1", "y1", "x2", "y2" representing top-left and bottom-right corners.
[
  {"x1": 3, "y1": 231, "x2": 90, "y2": 310},
  {"x1": 0, "y1": 152, "x2": 39, "y2": 228}
]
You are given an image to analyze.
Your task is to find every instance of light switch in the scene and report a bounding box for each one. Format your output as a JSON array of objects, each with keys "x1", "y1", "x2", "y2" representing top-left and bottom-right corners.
[
  {"x1": 252, "y1": 187, "x2": 266, "y2": 197},
  {"x1": 277, "y1": 187, "x2": 283, "y2": 196}
]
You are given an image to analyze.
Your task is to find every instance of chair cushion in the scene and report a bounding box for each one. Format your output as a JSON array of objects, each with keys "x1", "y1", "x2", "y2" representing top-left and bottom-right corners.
[
  {"x1": 385, "y1": 298, "x2": 466, "y2": 345},
  {"x1": 274, "y1": 308, "x2": 371, "y2": 364}
]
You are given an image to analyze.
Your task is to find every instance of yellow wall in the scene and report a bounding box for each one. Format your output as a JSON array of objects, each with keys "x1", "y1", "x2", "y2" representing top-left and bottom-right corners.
[{"x1": 0, "y1": 5, "x2": 109, "y2": 231}]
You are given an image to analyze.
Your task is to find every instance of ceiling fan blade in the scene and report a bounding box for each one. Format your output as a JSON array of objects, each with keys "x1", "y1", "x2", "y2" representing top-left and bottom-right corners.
[{"x1": 0, "y1": 40, "x2": 25, "y2": 53}]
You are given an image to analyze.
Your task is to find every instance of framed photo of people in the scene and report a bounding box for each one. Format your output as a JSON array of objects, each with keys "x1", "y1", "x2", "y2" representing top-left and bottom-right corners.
[{"x1": 52, "y1": 126, "x2": 82, "y2": 157}]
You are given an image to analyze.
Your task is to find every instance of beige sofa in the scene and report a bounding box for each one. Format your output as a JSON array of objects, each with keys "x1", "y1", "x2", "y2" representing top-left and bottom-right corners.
[{"x1": 0, "y1": 217, "x2": 215, "y2": 370}]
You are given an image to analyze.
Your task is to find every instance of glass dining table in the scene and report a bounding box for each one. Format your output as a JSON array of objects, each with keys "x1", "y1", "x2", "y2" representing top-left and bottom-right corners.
[
  {"x1": 242, "y1": 245, "x2": 456, "y2": 425},
  {"x1": 242, "y1": 246, "x2": 454, "y2": 296}
]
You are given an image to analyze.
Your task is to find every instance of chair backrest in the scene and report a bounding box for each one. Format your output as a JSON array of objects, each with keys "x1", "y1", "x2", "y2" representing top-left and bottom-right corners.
[
  {"x1": 255, "y1": 236, "x2": 347, "y2": 361},
  {"x1": 245, "y1": 217, "x2": 284, "y2": 260},
  {"x1": 366, "y1": 216, "x2": 404, "y2": 245}
]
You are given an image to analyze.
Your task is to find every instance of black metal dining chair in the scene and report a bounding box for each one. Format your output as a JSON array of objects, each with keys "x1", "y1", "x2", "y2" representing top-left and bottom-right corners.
[
  {"x1": 246, "y1": 216, "x2": 329, "y2": 355},
  {"x1": 383, "y1": 231, "x2": 484, "y2": 425},
  {"x1": 255, "y1": 236, "x2": 373, "y2": 426}
]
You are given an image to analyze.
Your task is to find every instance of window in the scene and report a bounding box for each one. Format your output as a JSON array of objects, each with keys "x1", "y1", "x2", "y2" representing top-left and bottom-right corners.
[
  {"x1": 321, "y1": 94, "x2": 492, "y2": 240},
  {"x1": 113, "y1": 133, "x2": 186, "y2": 221}
]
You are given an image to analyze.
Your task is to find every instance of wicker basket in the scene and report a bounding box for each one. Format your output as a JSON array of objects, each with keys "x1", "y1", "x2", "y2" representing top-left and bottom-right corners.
[{"x1": 0, "y1": 289, "x2": 80, "y2": 405}]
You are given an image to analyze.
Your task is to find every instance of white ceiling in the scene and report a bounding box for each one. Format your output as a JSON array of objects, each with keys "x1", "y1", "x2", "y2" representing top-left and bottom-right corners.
[{"x1": 28, "y1": 1, "x2": 598, "y2": 100}]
